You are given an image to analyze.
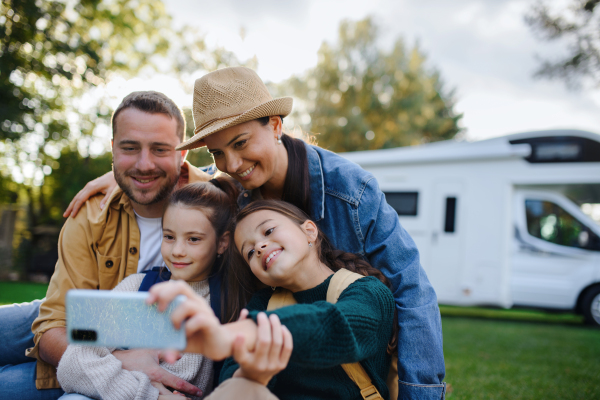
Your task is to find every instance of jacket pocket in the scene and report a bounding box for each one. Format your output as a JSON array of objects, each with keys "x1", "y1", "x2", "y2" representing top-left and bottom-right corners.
[{"x1": 96, "y1": 254, "x2": 122, "y2": 289}]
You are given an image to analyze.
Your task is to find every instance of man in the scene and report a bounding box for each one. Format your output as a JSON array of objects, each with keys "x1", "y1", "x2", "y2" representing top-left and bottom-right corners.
[{"x1": 0, "y1": 91, "x2": 209, "y2": 399}]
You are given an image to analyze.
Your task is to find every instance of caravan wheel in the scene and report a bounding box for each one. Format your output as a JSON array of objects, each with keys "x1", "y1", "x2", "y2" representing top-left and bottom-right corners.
[{"x1": 582, "y1": 286, "x2": 600, "y2": 327}]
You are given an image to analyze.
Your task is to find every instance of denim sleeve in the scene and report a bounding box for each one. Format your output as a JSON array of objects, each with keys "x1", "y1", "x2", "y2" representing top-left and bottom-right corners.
[{"x1": 359, "y1": 178, "x2": 446, "y2": 400}]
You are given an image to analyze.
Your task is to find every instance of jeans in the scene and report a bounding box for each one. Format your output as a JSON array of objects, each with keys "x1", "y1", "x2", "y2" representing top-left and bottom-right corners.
[{"x1": 0, "y1": 300, "x2": 65, "y2": 400}]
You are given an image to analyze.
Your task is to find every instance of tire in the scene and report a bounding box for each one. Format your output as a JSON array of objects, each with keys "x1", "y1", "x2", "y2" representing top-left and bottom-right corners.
[{"x1": 582, "y1": 286, "x2": 600, "y2": 327}]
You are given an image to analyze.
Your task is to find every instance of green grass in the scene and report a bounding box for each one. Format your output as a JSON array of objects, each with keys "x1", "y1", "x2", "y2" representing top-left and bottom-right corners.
[
  {"x1": 439, "y1": 304, "x2": 585, "y2": 324},
  {"x1": 442, "y1": 316, "x2": 600, "y2": 399},
  {"x1": 0, "y1": 281, "x2": 48, "y2": 305},
  {"x1": 2, "y1": 281, "x2": 599, "y2": 398}
]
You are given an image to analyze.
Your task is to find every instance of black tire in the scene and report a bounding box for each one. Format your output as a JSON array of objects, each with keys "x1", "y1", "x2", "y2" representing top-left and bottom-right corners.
[{"x1": 582, "y1": 286, "x2": 600, "y2": 327}]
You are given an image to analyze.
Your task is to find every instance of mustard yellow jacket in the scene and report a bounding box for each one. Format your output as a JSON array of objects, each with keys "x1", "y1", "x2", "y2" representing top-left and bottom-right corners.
[{"x1": 26, "y1": 161, "x2": 210, "y2": 389}]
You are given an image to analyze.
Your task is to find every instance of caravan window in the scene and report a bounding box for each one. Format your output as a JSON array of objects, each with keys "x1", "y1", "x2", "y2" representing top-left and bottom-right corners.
[
  {"x1": 525, "y1": 200, "x2": 600, "y2": 251},
  {"x1": 384, "y1": 192, "x2": 418, "y2": 216}
]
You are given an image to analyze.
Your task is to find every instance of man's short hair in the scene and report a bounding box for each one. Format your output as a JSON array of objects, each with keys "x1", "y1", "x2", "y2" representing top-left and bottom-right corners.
[{"x1": 111, "y1": 91, "x2": 186, "y2": 141}]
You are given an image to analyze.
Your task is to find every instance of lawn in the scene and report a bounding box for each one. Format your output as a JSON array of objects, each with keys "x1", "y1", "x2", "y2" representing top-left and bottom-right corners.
[
  {"x1": 2, "y1": 281, "x2": 599, "y2": 398},
  {"x1": 442, "y1": 316, "x2": 600, "y2": 399},
  {"x1": 0, "y1": 281, "x2": 49, "y2": 305}
]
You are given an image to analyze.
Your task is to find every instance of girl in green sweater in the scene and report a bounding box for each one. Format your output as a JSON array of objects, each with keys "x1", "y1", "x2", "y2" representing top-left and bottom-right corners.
[{"x1": 149, "y1": 200, "x2": 397, "y2": 400}]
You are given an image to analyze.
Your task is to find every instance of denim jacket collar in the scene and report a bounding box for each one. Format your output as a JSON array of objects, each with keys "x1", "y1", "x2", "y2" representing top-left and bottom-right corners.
[{"x1": 306, "y1": 143, "x2": 325, "y2": 221}]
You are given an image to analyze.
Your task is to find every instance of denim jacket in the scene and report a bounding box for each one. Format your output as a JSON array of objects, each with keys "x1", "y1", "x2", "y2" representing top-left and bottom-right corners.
[{"x1": 238, "y1": 144, "x2": 446, "y2": 400}]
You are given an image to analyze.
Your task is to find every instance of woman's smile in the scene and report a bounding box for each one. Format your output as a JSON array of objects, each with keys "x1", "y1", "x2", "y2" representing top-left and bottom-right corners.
[
  {"x1": 203, "y1": 119, "x2": 288, "y2": 194},
  {"x1": 238, "y1": 163, "x2": 257, "y2": 179}
]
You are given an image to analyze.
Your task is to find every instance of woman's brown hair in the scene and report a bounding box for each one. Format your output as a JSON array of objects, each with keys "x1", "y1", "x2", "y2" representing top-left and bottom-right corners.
[
  {"x1": 256, "y1": 116, "x2": 311, "y2": 215},
  {"x1": 228, "y1": 199, "x2": 398, "y2": 353}
]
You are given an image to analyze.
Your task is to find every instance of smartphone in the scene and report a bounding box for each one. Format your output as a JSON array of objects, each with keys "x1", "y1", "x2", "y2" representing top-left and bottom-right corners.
[{"x1": 66, "y1": 289, "x2": 186, "y2": 350}]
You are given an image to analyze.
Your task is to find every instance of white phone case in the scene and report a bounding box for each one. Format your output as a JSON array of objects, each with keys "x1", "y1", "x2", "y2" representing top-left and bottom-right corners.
[{"x1": 66, "y1": 289, "x2": 186, "y2": 350}]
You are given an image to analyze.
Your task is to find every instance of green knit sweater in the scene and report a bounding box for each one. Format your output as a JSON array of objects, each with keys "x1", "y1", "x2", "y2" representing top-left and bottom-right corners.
[{"x1": 219, "y1": 275, "x2": 395, "y2": 400}]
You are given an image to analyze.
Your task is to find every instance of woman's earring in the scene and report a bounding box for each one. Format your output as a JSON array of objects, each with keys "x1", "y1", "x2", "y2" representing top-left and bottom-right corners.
[
  {"x1": 308, "y1": 242, "x2": 313, "y2": 247},
  {"x1": 271, "y1": 286, "x2": 276, "y2": 291},
  {"x1": 217, "y1": 253, "x2": 222, "y2": 258},
  {"x1": 277, "y1": 135, "x2": 282, "y2": 144}
]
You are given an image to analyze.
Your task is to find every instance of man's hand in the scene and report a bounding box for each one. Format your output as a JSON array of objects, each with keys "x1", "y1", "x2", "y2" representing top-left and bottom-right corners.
[
  {"x1": 113, "y1": 348, "x2": 202, "y2": 397},
  {"x1": 39, "y1": 327, "x2": 68, "y2": 368}
]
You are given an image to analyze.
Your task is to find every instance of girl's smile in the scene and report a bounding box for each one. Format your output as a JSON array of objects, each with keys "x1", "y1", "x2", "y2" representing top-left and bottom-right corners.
[
  {"x1": 162, "y1": 205, "x2": 223, "y2": 282},
  {"x1": 264, "y1": 249, "x2": 282, "y2": 270},
  {"x1": 234, "y1": 209, "x2": 330, "y2": 292}
]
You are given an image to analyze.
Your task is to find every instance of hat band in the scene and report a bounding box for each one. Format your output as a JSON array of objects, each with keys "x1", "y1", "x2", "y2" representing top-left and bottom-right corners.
[{"x1": 194, "y1": 112, "x2": 243, "y2": 133}]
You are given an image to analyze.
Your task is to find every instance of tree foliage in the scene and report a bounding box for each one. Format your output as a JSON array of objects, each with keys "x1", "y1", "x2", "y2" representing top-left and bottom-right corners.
[
  {"x1": 280, "y1": 17, "x2": 462, "y2": 152},
  {"x1": 0, "y1": 0, "x2": 175, "y2": 186},
  {"x1": 183, "y1": 107, "x2": 213, "y2": 168},
  {"x1": 0, "y1": 0, "x2": 237, "y2": 209},
  {"x1": 526, "y1": 0, "x2": 600, "y2": 88},
  {"x1": 0, "y1": 0, "x2": 243, "y2": 273}
]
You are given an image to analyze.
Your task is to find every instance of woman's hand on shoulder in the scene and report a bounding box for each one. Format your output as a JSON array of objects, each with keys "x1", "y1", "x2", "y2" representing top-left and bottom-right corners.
[
  {"x1": 232, "y1": 312, "x2": 293, "y2": 386},
  {"x1": 63, "y1": 171, "x2": 117, "y2": 218},
  {"x1": 147, "y1": 280, "x2": 234, "y2": 361}
]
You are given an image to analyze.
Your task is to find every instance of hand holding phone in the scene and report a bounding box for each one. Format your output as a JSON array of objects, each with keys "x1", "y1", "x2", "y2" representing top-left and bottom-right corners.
[
  {"x1": 148, "y1": 280, "x2": 236, "y2": 361},
  {"x1": 66, "y1": 289, "x2": 186, "y2": 350}
]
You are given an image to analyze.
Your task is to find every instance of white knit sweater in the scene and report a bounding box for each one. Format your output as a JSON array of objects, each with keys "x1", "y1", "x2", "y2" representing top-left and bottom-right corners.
[{"x1": 57, "y1": 274, "x2": 213, "y2": 400}]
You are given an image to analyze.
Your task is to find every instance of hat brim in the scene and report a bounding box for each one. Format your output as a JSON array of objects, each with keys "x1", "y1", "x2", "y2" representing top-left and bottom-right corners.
[{"x1": 177, "y1": 97, "x2": 293, "y2": 151}]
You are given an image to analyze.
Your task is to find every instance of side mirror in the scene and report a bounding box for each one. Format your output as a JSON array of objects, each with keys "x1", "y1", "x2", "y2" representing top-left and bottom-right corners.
[{"x1": 578, "y1": 230, "x2": 590, "y2": 248}]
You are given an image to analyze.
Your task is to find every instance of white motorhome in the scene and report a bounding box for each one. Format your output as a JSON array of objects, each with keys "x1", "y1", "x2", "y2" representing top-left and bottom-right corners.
[{"x1": 342, "y1": 129, "x2": 600, "y2": 325}]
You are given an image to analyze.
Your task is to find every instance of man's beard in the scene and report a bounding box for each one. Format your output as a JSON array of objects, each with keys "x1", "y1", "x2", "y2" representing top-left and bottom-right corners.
[{"x1": 114, "y1": 167, "x2": 179, "y2": 206}]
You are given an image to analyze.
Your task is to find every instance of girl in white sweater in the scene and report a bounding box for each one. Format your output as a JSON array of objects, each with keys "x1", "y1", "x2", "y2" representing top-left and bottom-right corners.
[{"x1": 57, "y1": 178, "x2": 238, "y2": 400}]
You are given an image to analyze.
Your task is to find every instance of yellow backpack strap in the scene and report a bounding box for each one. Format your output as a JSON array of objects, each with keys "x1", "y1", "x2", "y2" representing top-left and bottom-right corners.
[
  {"x1": 267, "y1": 287, "x2": 297, "y2": 310},
  {"x1": 328, "y1": 269, "x2": 384, "y2": 400}
]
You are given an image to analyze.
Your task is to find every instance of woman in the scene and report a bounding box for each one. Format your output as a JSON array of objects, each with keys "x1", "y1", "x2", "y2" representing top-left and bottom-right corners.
[{"x1": 67, "y1": 67, "x2": 446, "y2": 399}]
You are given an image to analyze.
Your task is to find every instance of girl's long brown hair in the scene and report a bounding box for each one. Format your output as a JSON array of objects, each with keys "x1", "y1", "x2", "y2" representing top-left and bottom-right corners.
[
  {"x1": 227, "y1": 199, "x2": 398, "y2": 353},
  {"x1": 164, "y1": 175, "x2": 241, "y2": 322}
]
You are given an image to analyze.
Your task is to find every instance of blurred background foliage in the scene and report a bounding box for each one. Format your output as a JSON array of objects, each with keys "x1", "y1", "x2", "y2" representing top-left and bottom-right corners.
[
  {"x1": 526, "y1": 0, "x2": 600, "y2": 89},
  {"x1": 278, "y1": 17, "x2": 462, "y2": 152},
  {"x1": 0, "y1": 2, "x2": 461, "y2": 277}
]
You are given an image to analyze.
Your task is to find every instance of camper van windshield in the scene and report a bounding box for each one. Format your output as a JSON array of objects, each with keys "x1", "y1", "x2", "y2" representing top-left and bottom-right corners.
[{"x1": 525, "y1": 200, "x2": 600, "y2": 251}]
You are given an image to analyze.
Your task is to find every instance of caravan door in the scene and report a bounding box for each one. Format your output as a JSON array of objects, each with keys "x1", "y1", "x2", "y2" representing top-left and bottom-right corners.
[
  {"x1": 512, "y1": 190, "x2": 600, "y2": 309},
  {"x1": 427, "y1": 181, "x2": 465, "y2": 302}
]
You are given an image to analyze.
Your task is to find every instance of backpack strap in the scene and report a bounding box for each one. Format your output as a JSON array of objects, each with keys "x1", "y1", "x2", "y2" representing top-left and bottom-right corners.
[
  {"x1": 267, "y1": 287, "x2": 297, "y2": 310},
  {"x1": 138, "y1": 266, "x2": 171, "y2": 292},
  {"x1": 265, "y1": 269, "x2": 384, "y2": 400},
  {"x1": 326, "y1": 268, "x2": 363, "y2": 303},
  {"x1": 327, "y1": 269, "x2": 384, "y2": 400}
]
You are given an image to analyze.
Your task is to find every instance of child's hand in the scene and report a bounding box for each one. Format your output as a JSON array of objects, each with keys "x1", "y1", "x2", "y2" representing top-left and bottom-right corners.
[
  {"x1": 152, "y1": 382, "x2": 193, "y2": 399},
  {"x1": 232, "y1": 312, "x2": 293, "y2": 386},
  {"x1": 148, "y1": 280, "x2": 234, "y2": 361}
]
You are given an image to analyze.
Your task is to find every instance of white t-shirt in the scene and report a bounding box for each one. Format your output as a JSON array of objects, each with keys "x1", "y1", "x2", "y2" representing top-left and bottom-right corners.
[{"x1": 134, "y1": 211, "x2": 165, "y2": 273}]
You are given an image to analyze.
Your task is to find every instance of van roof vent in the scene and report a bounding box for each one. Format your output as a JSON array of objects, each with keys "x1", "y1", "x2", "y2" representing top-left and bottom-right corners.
[{"x1": 509, "y1": 136, "x2": 600, "y2": 163}]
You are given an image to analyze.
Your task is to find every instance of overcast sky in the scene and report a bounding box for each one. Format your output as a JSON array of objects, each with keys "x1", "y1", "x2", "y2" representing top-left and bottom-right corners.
[{"x1": 133, "y1": 0, "x2": 600, "y2": 141}]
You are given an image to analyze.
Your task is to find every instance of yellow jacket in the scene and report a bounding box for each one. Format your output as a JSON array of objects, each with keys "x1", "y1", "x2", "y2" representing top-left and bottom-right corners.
[{"x1": 26, "y1": 161, "x2": 210, "y2": 389}]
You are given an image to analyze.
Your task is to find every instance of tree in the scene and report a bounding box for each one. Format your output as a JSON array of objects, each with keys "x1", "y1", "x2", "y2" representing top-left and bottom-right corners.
[
  {"x1": 0, "y1": 0, "x2": 243, "y2": 274},
  {"x1": 183, "y1": 107, "x2": 214, "y2": 168},
  {"x1": 1, "y1": 0, "x2": 175, "y2": 219},
  {"x1": 526, "y1": 0, "x2": 600, "y2": 88},
  {"x1": 279, "y1": 17, "x2": 462, "y2": 152}
]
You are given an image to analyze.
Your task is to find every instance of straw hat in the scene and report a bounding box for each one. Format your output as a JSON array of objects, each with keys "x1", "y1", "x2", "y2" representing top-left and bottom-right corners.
[{"x1": 177, "y1": 67, "x2": 293, "y2": 150}]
